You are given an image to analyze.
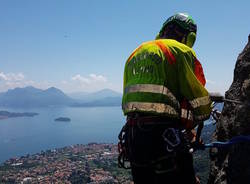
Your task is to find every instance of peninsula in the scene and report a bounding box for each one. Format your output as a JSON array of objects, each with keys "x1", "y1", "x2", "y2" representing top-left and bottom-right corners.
[{"x1": 0, "y1": 111, "x2": 38, "y2": 120}]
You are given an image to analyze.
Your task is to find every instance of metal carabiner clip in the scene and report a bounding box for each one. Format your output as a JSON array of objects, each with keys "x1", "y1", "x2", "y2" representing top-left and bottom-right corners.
[{"x1": 162, "y1": 128, "x2": 181, "y2": 152}]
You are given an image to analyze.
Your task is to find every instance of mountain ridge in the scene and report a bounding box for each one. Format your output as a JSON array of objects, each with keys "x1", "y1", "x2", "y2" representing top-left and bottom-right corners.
[
  {"x1": 68, "y1": 88, "x2": 122, "y2": 102},
  {"x1": 0, "y1": 86, "x2": 122, "y2": 108}
]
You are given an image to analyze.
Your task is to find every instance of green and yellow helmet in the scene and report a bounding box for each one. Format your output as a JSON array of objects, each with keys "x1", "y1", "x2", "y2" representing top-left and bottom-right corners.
[{"x1": 157, "y1": 13, "x2": 197, "y2": 48}]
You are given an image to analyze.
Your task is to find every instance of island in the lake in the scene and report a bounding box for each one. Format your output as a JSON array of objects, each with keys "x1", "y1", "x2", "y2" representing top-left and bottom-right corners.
[
  {"x1": 54, "y1": 117, "x2": 71, "y2": 122},
  {"x1": 0, "y1": 111, "x2": 39, "y2": 120}
]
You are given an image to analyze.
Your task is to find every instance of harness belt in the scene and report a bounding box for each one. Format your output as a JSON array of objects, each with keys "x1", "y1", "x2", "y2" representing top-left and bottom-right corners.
[{"x1": 126, "y1": 113, "x2": 181, "y2": 127}]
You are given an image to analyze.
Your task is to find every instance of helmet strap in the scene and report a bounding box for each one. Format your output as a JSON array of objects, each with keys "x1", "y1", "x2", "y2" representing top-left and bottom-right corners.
[
  {"x1": 181, "y1": 35, "x2": 187, "y2": 45},
  {"x1": 186, "y1": 32, "x2": 196, "y2": 48}
]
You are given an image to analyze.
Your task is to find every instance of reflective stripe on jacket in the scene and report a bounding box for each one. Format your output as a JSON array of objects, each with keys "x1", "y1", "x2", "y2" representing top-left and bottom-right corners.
[{"x1": 122, "y1": 39, "x2": 212, "y2": 123}]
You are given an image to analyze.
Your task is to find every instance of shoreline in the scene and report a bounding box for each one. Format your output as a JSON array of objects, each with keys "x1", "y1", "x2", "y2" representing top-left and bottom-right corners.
[
  {"x1": 0, "y1": 143, "x2": 131, "y2": 183},
  {"x1": 0, "y1": 142, "x2": 117, "y2": 165},
  {"x1": 0, "y1": 116, "x2": 8, "y2": 120},
  {"x1": 0, "y1": 110, "x2": 39, "y2": 120}
]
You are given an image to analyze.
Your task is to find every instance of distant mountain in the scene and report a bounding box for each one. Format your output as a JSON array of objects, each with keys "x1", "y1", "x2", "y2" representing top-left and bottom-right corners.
[
  {"x1": 72, "y1": 96, "x2": 122, "y2": 107},
  {"x1": 67, "y1": 91, "x2": 90, "y2": 100},
  {"x1": 68, "y1": 89, "x2": 122, "y2": 102},
  {"x1": 0, "y1": 86, "x2": 75, "y2": 108},
  {"x1": 0, "y1": 87, "x2": 122, "y2": 108}
]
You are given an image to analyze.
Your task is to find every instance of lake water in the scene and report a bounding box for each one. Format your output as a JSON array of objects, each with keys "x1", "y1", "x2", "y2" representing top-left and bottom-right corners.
[
  {"x1": 0, "y1": 106, "x2": 214, "y2": 164},
  {"x1": 0, "y1": 106, "x2": 125, "y2": 163}
]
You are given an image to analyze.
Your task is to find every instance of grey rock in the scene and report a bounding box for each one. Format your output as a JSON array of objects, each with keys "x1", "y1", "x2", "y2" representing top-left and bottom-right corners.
[{"x1": 208, "y1": 35, "x2": 250, "y2": 184}]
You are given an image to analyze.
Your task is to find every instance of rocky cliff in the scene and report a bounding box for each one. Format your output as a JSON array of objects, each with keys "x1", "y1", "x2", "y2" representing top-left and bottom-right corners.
[{"x1": 208, "y1": 35, "x2": 250, "y2": 184}]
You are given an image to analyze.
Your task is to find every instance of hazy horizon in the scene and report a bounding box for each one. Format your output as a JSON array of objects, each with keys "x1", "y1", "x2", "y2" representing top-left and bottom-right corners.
[{"x1": 0, "y1": 85, "x2": 122, "y2": 94}]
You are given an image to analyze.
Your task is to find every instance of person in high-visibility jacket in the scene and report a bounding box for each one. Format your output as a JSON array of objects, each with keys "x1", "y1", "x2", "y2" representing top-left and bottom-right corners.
[{"x1": 119, "y1": 13, "x2": 212, "y2": 184}]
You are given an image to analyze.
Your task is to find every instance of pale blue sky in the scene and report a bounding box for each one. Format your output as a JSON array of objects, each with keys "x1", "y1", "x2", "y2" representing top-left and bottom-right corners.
[{"x1": 0, "y1": 0, "x2": 249, "y2": 93}]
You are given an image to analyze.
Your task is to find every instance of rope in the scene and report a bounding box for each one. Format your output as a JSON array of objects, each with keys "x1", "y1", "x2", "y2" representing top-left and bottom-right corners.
[{"x1": 203, "y1": 135, "x2": 250, "y2": 148}]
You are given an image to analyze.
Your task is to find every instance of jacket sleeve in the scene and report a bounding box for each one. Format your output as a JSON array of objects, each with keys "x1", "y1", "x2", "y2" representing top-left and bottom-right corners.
[
  {"x1": 194, "y1": 58, "x2": 206, "y2": 86},
  {"x1": 178, "y1": 53, "x2": 212, "y2": 122}
]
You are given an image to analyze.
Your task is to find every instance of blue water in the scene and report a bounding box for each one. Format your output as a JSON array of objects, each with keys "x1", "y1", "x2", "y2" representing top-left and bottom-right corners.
[{"x1": 0, "y1": 106, "x2": 125, "y2": 163}]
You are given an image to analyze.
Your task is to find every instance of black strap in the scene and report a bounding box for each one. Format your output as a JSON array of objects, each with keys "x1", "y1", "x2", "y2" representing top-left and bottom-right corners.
[
  {"x1": 118, "y1": 124, "x2": 131, "y2": 169},
  {"x1": 127, "y1": 114, "x2": 180, "y2": 127}
]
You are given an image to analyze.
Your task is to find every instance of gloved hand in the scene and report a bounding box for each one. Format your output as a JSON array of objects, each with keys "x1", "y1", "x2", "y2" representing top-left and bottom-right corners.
[
  {"x1": 181, "y1": 129, "x2": 205, "y2": 153},
  {"x1": 191, "y1": 139, "x2": 205, "y2": 151}
]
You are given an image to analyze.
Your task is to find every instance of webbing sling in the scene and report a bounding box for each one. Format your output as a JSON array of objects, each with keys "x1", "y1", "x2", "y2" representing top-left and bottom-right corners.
[{"x1": 204, "y1": 135, "x2": 250, "y2": 148}]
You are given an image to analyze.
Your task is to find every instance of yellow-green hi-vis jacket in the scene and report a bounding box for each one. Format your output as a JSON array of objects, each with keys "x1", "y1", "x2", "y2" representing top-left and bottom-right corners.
[{"x1": 122, "y1": 39, "x2": 212, "y2": 128}]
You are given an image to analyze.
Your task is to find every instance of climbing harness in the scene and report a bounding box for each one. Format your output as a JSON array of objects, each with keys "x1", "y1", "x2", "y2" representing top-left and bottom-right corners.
[{"x1": 118, "y1": 115, "x2": 185, "y2": 170}]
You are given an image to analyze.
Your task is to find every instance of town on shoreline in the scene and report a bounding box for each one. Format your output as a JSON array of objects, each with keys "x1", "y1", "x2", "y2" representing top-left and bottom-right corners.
[
  {"x1": 0, "y1": 143, "x2": 132, "y2": 184},
  {"x1": 0, "y1": 124, "x2": 215, "y2": 183}
]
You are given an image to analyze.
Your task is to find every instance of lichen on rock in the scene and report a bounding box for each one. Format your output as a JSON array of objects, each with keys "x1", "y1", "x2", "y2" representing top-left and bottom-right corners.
[{"x1": 208, "y1": 35, "x2": 250, "y2": 184}]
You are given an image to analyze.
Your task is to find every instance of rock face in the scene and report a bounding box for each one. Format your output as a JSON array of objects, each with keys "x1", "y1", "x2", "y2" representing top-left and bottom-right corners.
[{"x1": 208, "y1": 35, "x2": 250, "y2": 184}]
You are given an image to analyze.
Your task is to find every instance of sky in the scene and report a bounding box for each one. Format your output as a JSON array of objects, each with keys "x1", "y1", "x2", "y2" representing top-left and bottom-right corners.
[{"x1": 0, "y1": 0, "x2": 249, "y2": 94}]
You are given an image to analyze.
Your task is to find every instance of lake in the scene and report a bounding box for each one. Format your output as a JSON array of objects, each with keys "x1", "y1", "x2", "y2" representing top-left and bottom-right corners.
[
  {"x1": 0, "y1": 106, "x2": 214, "y2": 164},
  {"x1": 0, "y1": 106, "x2": 125, "y2": 163}
]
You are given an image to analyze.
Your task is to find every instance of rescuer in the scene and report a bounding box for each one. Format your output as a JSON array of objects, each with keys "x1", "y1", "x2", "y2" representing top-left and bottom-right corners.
[{"x1": 118, "y1": 13, "x2": 212, "y2": 184}]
